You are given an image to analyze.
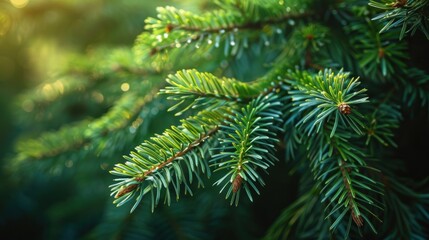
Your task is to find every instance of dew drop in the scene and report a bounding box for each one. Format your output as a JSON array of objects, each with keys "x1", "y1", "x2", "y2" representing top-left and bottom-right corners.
[
  {"x1": 156, "y1": 35, "x2": 163, "y2": 42},
  {"x1": 215, "y1": 35, "x2": 220, "y2": 48}
]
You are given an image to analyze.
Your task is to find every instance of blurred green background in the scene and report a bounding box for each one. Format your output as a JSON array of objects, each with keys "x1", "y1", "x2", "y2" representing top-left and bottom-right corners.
[
  {"x1": 0, "y1": 0, "x2": 160, "y2": 158},
  {"x1": 0, "y1": 0, "x2": 205, "y2": 239}
]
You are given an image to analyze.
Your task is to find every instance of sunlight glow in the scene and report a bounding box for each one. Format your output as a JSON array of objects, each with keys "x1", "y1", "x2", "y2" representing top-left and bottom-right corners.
[
  {"x1": 121, "y1": 83, "x2": 130, "y2": 92},
  {"x1": 10, "y1": 0, "x2": 29, "y2": 8},
  {"x1": 0, "y1": 12, "x2": 11, "y2": 35}
]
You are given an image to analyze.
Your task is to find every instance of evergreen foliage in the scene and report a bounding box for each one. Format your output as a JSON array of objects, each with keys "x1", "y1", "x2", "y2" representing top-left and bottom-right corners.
[
  {"x1": 5, "y1": 0, "x2": 429, "y2": 239},
  {"x1": 369, "y1": 0, "x2": 429, "y2": 39}
]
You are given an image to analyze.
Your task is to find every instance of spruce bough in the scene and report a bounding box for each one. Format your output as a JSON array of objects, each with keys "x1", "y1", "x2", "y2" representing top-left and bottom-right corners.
[{"x1": 14, "y1": 0, "x2": 429, "y2": 239}]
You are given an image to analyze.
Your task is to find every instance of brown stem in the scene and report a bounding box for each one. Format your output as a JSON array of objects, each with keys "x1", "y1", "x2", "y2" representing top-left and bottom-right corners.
[
  {"x1": 182, "y1": 90, "x2": 242, "y2": 103},
  {"x1": 339, "y1": 159, "x2": 364, "y2": 227},
  {"x1": 174, "y1": 12, "x2": 313, "y2": 33},
  {"x1": 114, "y1": 126, "x2": 220, "y2": 198},
  {"x1": 114, "y1": 105, "x2": 237, "y2": 200},
  {"x1": 141, "y1": 126, "x2": 219, "y2": 180},
  {"x1": 151, "y1": 12, "x2": 313, "y2": 55}
]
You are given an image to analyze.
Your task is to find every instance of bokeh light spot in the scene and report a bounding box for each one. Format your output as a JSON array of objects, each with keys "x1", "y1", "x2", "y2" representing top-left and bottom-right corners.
[
  {"x1": 10, "y1": 0, "x2": 29, "y2": 8},
  {"x1": 121, "y1": 82, "x2": 130, "y2": 92}
]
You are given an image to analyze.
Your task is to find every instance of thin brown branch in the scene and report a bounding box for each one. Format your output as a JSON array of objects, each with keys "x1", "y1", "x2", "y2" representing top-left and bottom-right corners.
[
  {"x1": 150, "y1": 11, "x2": 313, "y2": 55},
  {"x1": 339, "y1": 159, "x2": 364, "y2": 227},
  {"x1": 180, "y1": 90, "x2": 242, "y2": 103},
  {"x1": 173, "y1": 12, "x2": 313, "y2": 33},
  {"x1": 138, "y1": 126, "x2": 220, "y2": 181},
  {"x1": 114, "y1": 120, "x2": 220, "y2": 199}
]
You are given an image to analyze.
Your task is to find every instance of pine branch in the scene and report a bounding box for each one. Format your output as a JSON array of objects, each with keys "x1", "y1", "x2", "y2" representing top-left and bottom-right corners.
[
  {"x1": 161, "y1": 69, "x2": 259, "y2": 115},
  {"x1": 307, "y1": 130, "x2": 383, "y2": 236},
  {"x1": 369, "y1": 0, "x2": 429, "y2": 39},
  {"x1": 17, "y1": 48, "x2": 149, "y2": 109},
  {"x1": 346, "y1": 15, "x2": 409, "y2": 79},
  {"x1": 161, "y1": 65, "x2": 297, "y2": 116},
  {"x1": 135, "y1": 2, "x2": 312, "y2": 58},
  {"x1": 15, "y1": 48, "x2": 156, "y2": 129},
  {"x1": 381, "y1": 173, "x2": 429, "y2": 238},
  {"x1": 401, "y1": 67, "x2": 429, "y2": 112},
  {"x1": 211, "y1": 93, "x2": 283, "y2": 205},
  {"x1": 15, "y1": 119, "x2": 89, "y2": 160},
  {"x1": 365, "y1": 102, "x2": 402, "y2": 147},
  {"x1": 109, "y1": 107, "x2": 233, "y2": 212},
  {"x1": 287, "y1": 69, "x2": 368, "y2": 136},
  {"x1": 15, "y1": 80, "x2": 161, "y2": 161},
  {"x1": 279, "y1": 68, "x2": 382, "y2": 235}
]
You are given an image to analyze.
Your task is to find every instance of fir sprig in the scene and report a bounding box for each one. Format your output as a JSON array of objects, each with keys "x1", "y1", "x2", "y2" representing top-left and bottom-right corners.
[
  {"x1": 369, "y1": 0, "x2": 429, "y2": 39},
  {"x1": 287, "y1": 69, "x2": 368, "y2": 137},
  {"x1": 347, "y1": 19, "x2": 409, "y2": 79},
  {"x1": 381, "y1": 173, "x2": 429, "y2": 238},
  {"x1": 110, "y1": 107, "x2": 232, "y2": 212},
  {"x1": 211, "y1": 93, "x2": 283, "y2": 205},
  {"x1": 365, "y1": 102, "x2": 402, "y2": 147},
  {"x1": 161, "y1": 69, "x2": 258, "y2": 115},
  {"x1": 307, "y1": 130, "x2": 382, "y2": 235},
  {"x1": 400, "y1": 68, "x2": 429, "y2": 112},
  {"x1": 135, "y1": 1, "x2": 312, "y2": 59}
]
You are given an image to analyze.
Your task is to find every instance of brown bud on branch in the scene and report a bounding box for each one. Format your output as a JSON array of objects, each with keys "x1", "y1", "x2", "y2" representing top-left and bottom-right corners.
[
  {"x1": 338, "y1": 103, "x2": 351, "y2": 115},
  {"x1": 232, "y1": 174, "x2": 243, "y2": 193}
]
